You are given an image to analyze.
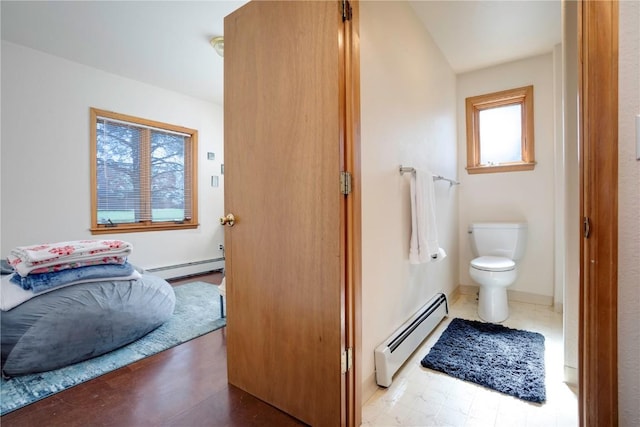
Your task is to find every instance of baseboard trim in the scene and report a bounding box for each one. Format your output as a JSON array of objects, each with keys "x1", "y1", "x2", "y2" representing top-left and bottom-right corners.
[
  {"x1": 447, "y1": 287, "x2": 461, "y2": 306},
  {"x1": 458, "y1": 284, "x2": 479, "y2": 297},
  {"x1": 554, "y1": 302, "x2": 563, "y2": 313},
  {"x1": 564, "y1": 366, "x2": 578, "y2": 387},
  {"x1": 458, "y1": 284, "x2": 553, "y2": 306},
  {"x1": 509, "y1": 289, "x2": 553, "y2": 306},
  {"x1": 362, "y1": 372, "x2": 379, "y2": 404},
  {"x1": 144, "y1": 258, "x2": 225, "y2": 280}
]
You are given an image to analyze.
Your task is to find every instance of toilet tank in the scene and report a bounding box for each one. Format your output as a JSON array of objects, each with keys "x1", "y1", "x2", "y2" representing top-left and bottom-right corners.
[{"x1": 469, "y1": 222, "x2": 528, "y2": 260}]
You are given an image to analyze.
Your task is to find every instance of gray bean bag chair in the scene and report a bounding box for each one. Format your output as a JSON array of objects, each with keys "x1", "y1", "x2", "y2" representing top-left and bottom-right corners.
[{"x1": 1, "y1": 274, "x2": 175, "y2": 376}]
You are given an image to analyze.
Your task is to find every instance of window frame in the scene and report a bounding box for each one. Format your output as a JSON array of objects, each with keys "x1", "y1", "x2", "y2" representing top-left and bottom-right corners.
[
  {"x1": 90, "y1": 108, "x2": 199, "y2": 234},
  {"x1": 465, "y1": 85, "x2": 536, "y2": 174}
]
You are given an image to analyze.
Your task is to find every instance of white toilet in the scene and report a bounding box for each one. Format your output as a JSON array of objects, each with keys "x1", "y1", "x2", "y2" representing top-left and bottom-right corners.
[{"x1": 468, "y1": 222, "x2": 528, "y2": 323}]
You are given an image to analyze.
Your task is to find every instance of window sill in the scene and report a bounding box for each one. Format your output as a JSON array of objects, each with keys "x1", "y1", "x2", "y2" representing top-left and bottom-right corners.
[
  {"x1": 466, "y1": 162, "x2": 536, "y2": 174},
  {"x1": 90, "y1": 222, "x2": 199, "y2": 235}
]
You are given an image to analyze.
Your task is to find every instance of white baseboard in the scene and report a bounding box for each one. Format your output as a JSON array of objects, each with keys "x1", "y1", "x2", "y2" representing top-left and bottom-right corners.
[
  {"x1": 447, "y1": 287, "x2": 461, "y2": 306},
  {"x1": 144, "y1": 258, "x2": 225, "y2": 280},
  {"x1": 458, "y1": 284, "x2": 553, "y2": 306},
  {"x1": 564, "y1": 366, "x2": 578, "y2": 387},
  {"x1": 362, "y1": 371, "x2": 379, "y2": 404},
  {"x1": 458, "y1": 284, "x2": 478, "y2": 296}
]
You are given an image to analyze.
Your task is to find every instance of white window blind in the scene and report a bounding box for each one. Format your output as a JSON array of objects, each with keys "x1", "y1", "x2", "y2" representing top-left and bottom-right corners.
[{"x1": 91, "y1": 109, "x2": 197, "y2": 232}]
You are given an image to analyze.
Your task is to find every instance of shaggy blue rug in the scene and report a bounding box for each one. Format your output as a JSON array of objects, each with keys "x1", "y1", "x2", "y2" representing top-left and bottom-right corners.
[
  {"x1": 0, "y1": 281, "x2": 225, "y2": 415},
  {"x1": 421, "y1": 317, "x2": 546, "y2": 403}
]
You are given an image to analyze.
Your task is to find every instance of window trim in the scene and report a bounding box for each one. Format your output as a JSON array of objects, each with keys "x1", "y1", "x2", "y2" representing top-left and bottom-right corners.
[
  {"x1": 90, "y1": 108, "x2": 199, "y2": 234},
  {"x1": 465, "y1": 85, "x2": 536, "y2": 174}
]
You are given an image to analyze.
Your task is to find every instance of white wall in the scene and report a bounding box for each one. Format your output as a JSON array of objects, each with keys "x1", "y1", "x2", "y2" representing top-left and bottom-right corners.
[
  {"x1": 0, "y1": 41, "x2": 225, "y2": 272},
  {"x1": 562, "y1": 0, "x2": 580, "y2": 385},
  {"x1": 618, "y1": 1, "x2": 640, "y2": 425},
  {"x1": 360, "y1": 1, "x2": 458, "y2": 401},
  {"x1": 457, "y1": 53, "x2": 556, "y2": 302},
  {"x1": 553, "y1": 43, "x2": 564, "y2": 312}
]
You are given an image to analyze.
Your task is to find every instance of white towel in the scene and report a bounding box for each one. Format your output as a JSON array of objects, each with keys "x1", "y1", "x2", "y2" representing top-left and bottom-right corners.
[{"x1": 409, "y1": 169, "x2": 447, "y2": 264}]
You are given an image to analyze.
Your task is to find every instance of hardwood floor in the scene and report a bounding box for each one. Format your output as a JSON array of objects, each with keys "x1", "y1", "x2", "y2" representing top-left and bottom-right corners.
[{"x1": 1, "y1": 272, "x2": 306, "y2": 427}]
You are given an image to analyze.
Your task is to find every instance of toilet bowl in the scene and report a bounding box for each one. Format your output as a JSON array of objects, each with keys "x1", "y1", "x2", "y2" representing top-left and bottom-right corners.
[
  {"x1": 468, "y1": 223, "x2": 527, "y2": 323},
  {"x1": 469, "y1": 256, "x2": 517, "y2": 322}
]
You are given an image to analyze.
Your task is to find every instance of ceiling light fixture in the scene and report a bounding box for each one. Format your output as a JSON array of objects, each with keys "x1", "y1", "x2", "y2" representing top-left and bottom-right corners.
[{"x1": 210, "y1": 36, "x2": 224, "y2": 57}]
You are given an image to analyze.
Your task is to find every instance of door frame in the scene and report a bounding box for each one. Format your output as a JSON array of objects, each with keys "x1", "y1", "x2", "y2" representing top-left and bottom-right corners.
[
  {"x1": 343, "y1": 1, "x2": 362, "y2": 426},
  {"x1": 578, "y1": 1, "x2": 618, "y2": 425}
]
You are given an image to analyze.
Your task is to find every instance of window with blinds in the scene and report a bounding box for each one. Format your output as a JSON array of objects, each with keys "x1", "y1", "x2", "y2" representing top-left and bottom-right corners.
[{"x1": 90, "y1": 108, "x2": 199, "y2": 234}]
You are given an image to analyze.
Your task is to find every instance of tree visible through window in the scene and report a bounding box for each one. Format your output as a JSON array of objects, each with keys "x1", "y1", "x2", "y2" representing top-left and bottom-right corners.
[
  {"x1": 465, "y1": 86, "x2": 536, "y2": 174},
  {"x1": 90, "y1": 108, "x2": 198, "y2": 234}
]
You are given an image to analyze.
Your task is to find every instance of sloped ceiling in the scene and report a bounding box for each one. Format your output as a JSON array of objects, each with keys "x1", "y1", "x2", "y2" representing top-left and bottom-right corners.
[
  {"x1": 1, "y1": 0, "x2": 247, "y2": 105},
  {"x1": 409, "y1": 0, "x2": 562, "y2": 73},
  {"x1": 1, "y1": 1, "x2": 561, "y2": 105}
]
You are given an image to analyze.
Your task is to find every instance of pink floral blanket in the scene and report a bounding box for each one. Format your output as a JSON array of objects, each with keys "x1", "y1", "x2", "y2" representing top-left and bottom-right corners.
[{"x1": 7, "y1": 240, "x2": 132, "y2": 277}]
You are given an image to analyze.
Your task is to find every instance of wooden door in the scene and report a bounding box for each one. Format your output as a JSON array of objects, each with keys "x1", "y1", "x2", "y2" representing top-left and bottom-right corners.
[
  {"x1": 578, "y1": 1, "x2": 619, "y2": 425},
  {"x1": 223, "y1": 2, "x2": 359, "y2": 426}
]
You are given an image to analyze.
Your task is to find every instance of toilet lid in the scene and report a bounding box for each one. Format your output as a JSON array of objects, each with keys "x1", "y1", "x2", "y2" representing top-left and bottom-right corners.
[{"x1": 471, "y1": 256, "x2": 515, "y2": 272}]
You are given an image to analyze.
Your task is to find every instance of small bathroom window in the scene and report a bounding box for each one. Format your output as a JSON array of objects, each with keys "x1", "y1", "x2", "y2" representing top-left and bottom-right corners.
[{"x1": 465, "y1": 85, "x2": 536, "y2": 174}]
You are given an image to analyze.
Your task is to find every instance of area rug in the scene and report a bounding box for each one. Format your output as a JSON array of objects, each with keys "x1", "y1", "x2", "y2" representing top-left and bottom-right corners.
[
  {"x1": 0, "y1": 281, "x2": 225, "y2": 415},
  {"x1": 420, "y1": 317, "x2": 546, "y2": 403}
]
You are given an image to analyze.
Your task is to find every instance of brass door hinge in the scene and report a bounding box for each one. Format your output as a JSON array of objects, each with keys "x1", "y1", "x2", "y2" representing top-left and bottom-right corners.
[
  {"x1": 340, "y1": 171, "x2": 352, "y2": 195},
  {"x1": 341, "y1": 347, "x2": 353, "y2": 374},
  {"x1": 342, "y1": 0, "x2": 352, "y2": 21}
]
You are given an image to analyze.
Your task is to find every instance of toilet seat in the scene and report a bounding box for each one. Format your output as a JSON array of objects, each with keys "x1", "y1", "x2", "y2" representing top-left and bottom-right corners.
[{"x1": 470, "y1": 256, "x2": 515, "y2": 272}]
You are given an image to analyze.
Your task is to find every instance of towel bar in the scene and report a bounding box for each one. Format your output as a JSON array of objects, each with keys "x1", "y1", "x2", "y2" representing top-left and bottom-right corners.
[{"x1": 399, "y1": 165, "x2": 460, "y2": 186}]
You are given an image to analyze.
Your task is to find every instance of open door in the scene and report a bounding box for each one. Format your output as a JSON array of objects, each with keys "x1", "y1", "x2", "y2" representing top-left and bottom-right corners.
[{"x1": 223, "y1": 1, "x2": 360, "y2": 426}]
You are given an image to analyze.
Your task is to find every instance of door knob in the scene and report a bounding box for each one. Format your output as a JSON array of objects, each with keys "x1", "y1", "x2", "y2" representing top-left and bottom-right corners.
[{"x1": 220, "y1": 213, "x2": 235, "y2": 227}]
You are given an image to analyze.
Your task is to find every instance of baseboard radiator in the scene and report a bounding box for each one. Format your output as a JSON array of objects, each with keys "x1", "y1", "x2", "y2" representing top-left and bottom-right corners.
[
  {"x1": 144, "y1": 258, "x2": 225, "y2": 280},
  {"x1": 374, "y1": 293, "x2": 448, "y2": 387}
]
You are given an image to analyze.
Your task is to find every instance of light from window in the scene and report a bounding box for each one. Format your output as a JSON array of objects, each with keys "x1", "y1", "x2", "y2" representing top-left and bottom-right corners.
[
  {"x1": 90, "y1": 108, "x2": 199, "y2": 234},
  {"x1": 465, "y1": 85, "x2": 535, "y2": 174},
  {"x1": 478, "y1": 104, "x2": 522, "y2": 165}
]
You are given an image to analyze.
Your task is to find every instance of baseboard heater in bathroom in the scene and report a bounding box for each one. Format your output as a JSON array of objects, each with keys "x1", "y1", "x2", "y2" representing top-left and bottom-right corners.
[{"x1": 374, "y1": 293, "x2": 448, "y2": 387}]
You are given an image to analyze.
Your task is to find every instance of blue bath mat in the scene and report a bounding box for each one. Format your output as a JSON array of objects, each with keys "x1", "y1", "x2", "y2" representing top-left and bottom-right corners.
[{"x1": 421, "y1": 317, "x2": 546, "y2": 403}]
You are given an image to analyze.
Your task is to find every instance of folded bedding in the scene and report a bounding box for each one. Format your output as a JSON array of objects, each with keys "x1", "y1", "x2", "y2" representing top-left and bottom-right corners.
[
  {"x1": 12, "y1": 256, "x2": 128, "y2": 277},
  {"x1": 8, "y1": 239, "x2": 132, "y2": 277},
  {"x1": 10, "y1": 262, "x2": 136, "y2": 293},
  {"x1": 0, "y1": 269, "x2": 142, "y2": 311}
]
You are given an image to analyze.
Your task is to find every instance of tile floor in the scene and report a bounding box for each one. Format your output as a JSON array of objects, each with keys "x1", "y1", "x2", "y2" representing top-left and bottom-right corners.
[{"x1": 362, "y1": 294, "x2": 579, "y2": 427}]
